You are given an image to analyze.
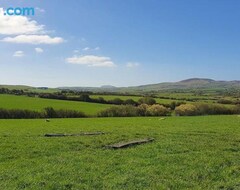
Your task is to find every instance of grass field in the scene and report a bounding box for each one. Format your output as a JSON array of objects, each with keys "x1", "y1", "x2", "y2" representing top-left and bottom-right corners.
[
  {"x1": 0, "y1": 95, "x2": 110, "y2": 115},
  {"x1": 0, "y1": 85, "x2": 59, "y2": 93},
  {"x1": 0, "y1": 116, "x2": 239, "y2": 189}
]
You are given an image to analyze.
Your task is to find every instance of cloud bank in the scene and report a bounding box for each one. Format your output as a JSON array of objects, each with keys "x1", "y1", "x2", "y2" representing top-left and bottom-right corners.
[
  {"x1": 2, "y1": 35, "x2": 64, "y2": 44},
  {"x1": 0, "y1": 8, "x2": 63, "y2": 45},
  {"x1": 66, "y1": 55, "x2": 116, "y2": 67}
]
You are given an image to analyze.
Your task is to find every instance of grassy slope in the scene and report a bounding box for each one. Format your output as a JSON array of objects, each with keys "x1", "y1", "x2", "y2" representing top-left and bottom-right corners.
[
  {"x1": 0, "y1": 85, "x2": 59, "y2": 93},
  {"x1": 0, "y1": 116, "x2": 239, "y2": 189},
  {"x1": 65, "y1": 79, "x2": 240, "y2": 93},
  {"x1": 0, "y1": 94, "x2": 110, "y2": 115}
]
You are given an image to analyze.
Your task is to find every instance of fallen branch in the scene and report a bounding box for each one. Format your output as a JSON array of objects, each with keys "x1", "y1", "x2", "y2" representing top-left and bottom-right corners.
[{"x1": 106, "y1": 138, "x2": 154, "y2": 149}]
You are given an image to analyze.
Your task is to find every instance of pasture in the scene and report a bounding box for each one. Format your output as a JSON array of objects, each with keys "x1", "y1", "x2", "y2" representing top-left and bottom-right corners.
[
  {"x1": 0, "y1": 116, "x2": 239, "y2": 189},
  {"x1": 0, "y1": 94, "x2": 110, "y2": 115}
]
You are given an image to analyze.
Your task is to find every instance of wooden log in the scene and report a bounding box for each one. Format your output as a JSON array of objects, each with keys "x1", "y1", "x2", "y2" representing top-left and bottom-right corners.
[
  {"x1": 106, "y1": 138, "x2": 154, "y2": 149},
  {"x1": 45, "y1": 133, "x2": 66, "y2": 137},
  {"x1": 45, "y1": 132, "x2": 105, "y2": 137}
]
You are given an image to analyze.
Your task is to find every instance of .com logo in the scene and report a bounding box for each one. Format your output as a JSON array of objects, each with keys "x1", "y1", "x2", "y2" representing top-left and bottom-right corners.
[{"x1": 3, "y1": 7, "x2": 35, "y2": 16}]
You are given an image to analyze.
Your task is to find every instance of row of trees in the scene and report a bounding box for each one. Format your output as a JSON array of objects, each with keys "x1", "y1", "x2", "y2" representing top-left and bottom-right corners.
[
  {"x1": 39, "y1": 93, "x2": 156, "y2": 106},
  {"x1": 0, "y1": 107, "x2": 86, "y2": 119},
  {"x1": 0, "y1": 88, "x2": 25, "y2": 95},
  {"x1": 98, "y1": 103, "x2": 240, "y2": 117},
  {"x1": 98, "y1": 104, "x2": 171, "y2": 117},
  {"x1": 0, "y1": 103, "x2": 240, "y2": 119},
  {"x1": 0, "y1": 88, "x2": 38, "y2": 97},
  {"x1": 175, "y1": 103, "x2": 240, "y2": 116},
  {"x1": 39, "y1": 93, "x2": 185, "y2": 110},
  {"x1": 217, "y1": 99, "x2": 240, "y2": 105}
]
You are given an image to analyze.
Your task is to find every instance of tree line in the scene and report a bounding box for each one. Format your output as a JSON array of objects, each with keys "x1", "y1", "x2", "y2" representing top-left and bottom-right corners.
[
  {"x1": 0, "y1": 107, "x2": 86, "y2": 119},
  {"x1": 0, "y1": 103, "x2": 239, "y2": 119}
]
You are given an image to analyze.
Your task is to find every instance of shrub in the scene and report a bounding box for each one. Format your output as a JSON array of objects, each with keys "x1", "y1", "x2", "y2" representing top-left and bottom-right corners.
[
  {"x1": 164, "y1": 101, "x2": 185, "y2": 110},
  {"x1": 175, "y1": 104, "x2": 198, "y2": 116},
  {"x1": 96, "y1": 97, "x2": 107, "y2": 104},
  {"x1": 234, "y1": 105, "x2": 240, "y2": 114},
  {"x1": 39, "y1": 93, "x2": 67, "y2": 100},
  {"x1": 0, "y1": 109, "x2": 42, "y2": 119},
  {"x1": 44, "y1": 107, "x2": 57, "y2": 118},
  {"x1": 44, "y1": 107, "x2": 86, "y2": 118},
  {"x1": 137, "y1": 104, "x2": 149, "y2": 116},
  {"x1": 0, "y1": 107, "x2": 87, "y2": 119},
  {"x1": 195, "y1": 103, "x2": 235, "y2": 115},
  {"x1": 98, "y1": 105, "x2": 138, "y2": 117},
  {"x1": 175, "y1": 103, "x2": 239, "y2": 116},
  {"x1": 54, "y1": 109, "x2": 86, "y2": 118},
  {"x1": 124, "y1": 99, "x2": 138, "y2": 106},
  {"x1": 146, "y1": 104, "x2": 171, "y2": 116},
  {"x1": 79, "y1": 94, "x2": 91, "y2": 102},
  {"x1": 98, "y1": 104, "x2": 171, "y2": 117},
  {"x1": 217, "y1": 99, "x2": 234, "y2": 104},
  {"x1": 108, "y1": 98, "x2": 124, "y2": 105},
  {"x1": 138, "y1": 97, "x2": 156, "y2": 105}
]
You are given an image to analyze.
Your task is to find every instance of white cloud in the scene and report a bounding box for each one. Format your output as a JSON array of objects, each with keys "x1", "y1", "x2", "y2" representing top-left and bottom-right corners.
[
  {"x1": 73, "y1": 50, "x2": 80, "y2": 54},
  {"x1": 35, "y1": 47, "x2": 44, "y2": 53},
  {"x1": 13, "y1": 51, "x2": 25, "y2": 57},
  {"x1": 83, "y1": 47, "x2": 90, "y2": 51},
  {"x1": 66, "y1": 55, "x2": 116, "y2": 67},
  {"x1": 0, "y1": 7, "x2": 64, "y2": 45},
  {"x1": 2, "y1": 35, "x2": 64, "y2": 44},
  {"x1": 0, "y1": 8, "x2": 44, "y2": 35},
  {"x1": 83, "y1": 47, "x2": 100, "y2": 51},
  {"x1": 36, "y1": 7, "x2": 45, "y2": 13},
  {"x1": 126, "y1": 62, "x2": 140, "y2": 68}
]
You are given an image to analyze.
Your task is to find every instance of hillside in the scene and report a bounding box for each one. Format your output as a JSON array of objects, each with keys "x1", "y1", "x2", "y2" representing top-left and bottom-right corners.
[
  {"x1": 0, "y1": 94, "x2": 110, "y2": 115},
  {"x1": 0, "y1": 85, "x2": 59, "y2": 93},
  {"x1": 60, "y1": 78, "x2": 240, "y2": 93},
  {"x1": 126, "y1": 78, "x2": 240, "y2": 92},
  {"x1": 1, "y1": 78, "x2": 240, "y2": 93}
]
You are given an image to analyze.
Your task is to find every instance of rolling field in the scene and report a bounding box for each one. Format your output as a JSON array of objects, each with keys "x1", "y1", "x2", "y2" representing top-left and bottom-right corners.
[
  {"x1": 0, "y1": 85, "x2": 59, "y2": 93},
  {"x1": 0, "y1": 116, "x2": 240, "y2": 189},
  {"x1": 0, "y1": 95, "x2": 110, "y2": 115}
]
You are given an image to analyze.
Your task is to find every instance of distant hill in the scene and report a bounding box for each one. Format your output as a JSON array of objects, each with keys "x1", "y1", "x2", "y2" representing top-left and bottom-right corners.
[
  {"x1": 60, "y1": 78, "x2": 240, "y2": 93},
  {"x1": 2, "y1": 78, "x2": 240, "y2": 93},
  {"x1": 179, "y1": 78, "x2": 215, "y2": 83},
  {"x1": 100, "y1": 85, "x2": 117, "y2": 89},
  {"x1": 125, "y1": 78, "x2": 240, "y2": 93},
  {"x1": 0, "y1": 85, "x2": 33, "y2": 90},
  {"x1": 0, "y1": 85, "x2": 59, "y2": 93}
]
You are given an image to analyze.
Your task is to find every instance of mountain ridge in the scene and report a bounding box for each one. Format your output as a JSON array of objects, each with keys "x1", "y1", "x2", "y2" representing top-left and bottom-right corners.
[
  {"x1": 1, "y1": 78, "x2": 240, "y2": 93},
  {"x1": 59, "y1": 78, "x2": 240, "y2": 92}
]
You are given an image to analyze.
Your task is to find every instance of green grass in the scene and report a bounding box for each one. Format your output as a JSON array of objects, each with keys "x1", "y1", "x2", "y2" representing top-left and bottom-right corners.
[
  {"x1": 0, "y1": 94, "x2": 111, "y2": 115},
  {"x1": 0, "y1": 85, "x2": 59, "y2": 93},
  {"x1": 0, "y1": 116, "x2": 239, "y2": 189}
]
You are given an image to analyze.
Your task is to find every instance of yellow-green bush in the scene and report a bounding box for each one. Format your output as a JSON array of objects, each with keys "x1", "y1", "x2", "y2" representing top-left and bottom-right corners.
[
  {"x1": 175, "y1": 104, "x2": 198, "y2": 116},
  {"x1": 146, "y1": 104, "x2": 171, "y2": 116}
]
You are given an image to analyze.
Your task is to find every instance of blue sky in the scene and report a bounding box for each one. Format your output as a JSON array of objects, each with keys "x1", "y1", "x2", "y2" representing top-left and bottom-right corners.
[{"x1": 0, "y1": 0, "x2": 240, "y2": 87}]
